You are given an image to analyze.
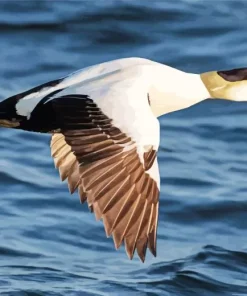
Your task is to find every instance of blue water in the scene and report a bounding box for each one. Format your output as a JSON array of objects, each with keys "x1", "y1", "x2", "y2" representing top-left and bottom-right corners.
[{"x1": 1, "y1": 1, "x2": 247, "y2": 295}]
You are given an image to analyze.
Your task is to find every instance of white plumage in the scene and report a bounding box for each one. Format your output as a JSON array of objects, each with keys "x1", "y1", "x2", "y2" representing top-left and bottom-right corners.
[{"x1": 4, "y1": 57, "x2": 243, "y2": 261}]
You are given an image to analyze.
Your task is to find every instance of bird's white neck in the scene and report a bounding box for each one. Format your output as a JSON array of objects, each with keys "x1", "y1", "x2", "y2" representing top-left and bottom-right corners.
[{"x1": 148, "y1": 65, "x2": 210, "y2": 117}]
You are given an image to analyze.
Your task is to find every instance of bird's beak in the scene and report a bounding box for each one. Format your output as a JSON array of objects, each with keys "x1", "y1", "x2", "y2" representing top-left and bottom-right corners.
[
  {"x1": 200, "y1": 71, "x2": 229, "y2": 99},
  {"x1": 201, "y1": 67, "x2": 247, "y2": 102}
]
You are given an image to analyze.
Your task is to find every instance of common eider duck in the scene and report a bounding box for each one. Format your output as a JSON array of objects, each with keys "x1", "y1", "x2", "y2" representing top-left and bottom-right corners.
[{"x1": 0, "y1": 57, "x2": 245, "y2": 262}]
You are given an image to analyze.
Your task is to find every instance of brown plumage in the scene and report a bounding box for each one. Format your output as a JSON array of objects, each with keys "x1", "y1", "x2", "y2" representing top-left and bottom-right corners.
[{"x1": 50, "y1": 94, "x2": 159, "y2": 262}]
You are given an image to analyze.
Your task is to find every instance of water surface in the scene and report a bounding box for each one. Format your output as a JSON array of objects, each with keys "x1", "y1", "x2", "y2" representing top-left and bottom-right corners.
[{"x1": 1, "y1": 1, "x2": 247, "y2": 295}]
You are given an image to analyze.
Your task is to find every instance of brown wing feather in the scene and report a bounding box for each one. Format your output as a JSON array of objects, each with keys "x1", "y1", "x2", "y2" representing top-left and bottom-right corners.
[
  {"x1": 50, "y1": 95, "x2": 159, "y2": 262},
  {"x1": 50, "y1": 134, "x2": 85, "y2": 198}
]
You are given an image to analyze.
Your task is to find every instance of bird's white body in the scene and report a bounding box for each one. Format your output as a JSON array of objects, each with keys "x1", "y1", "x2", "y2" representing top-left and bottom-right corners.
[
  {"x1": 14, "y1": 58, "x2": 210, "y2": 192},
  {"x1": 15, "y1": 58, "x2": 209, "y2": 155},
  {"x1": 2, "y1": 57, "x2": 240, "y2": 262},
  {"x1": 16, "y1": 57, "x2": 210, "y2": 118}
]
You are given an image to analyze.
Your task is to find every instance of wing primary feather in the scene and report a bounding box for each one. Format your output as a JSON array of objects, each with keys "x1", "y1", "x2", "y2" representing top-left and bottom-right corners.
[
  {"x1": 102, "y1": 177, "x2": 130, "y2": 214},
  {"x1": 136, "y1": 237, "x2": 148, "y2": 263},
  {"x1": 83, "y1": 160, "x2": 123, "y2": 192},
  {"x1": 124, "y1": 197, "x2": 146, "y2": 260},
  {"x1": 79, "y1": 152, "x2": 123, "y2": 178},
  {"x1": 51, "y1": 140, "x2": 67, "y2": 158},
  {"x1": 148, "y1": 202, "x2": 159, "y2": 257},
  {"x1": 67, "y1": 161, "x2": 80, "y2": 194},
  {"x1": 111, "y1": 185, "x2": 137, "y2": 248},
  {"x1": 58, "y1": 154, "x2": 76, "y2": 181},
  {"x1": 78, "y1": 185, "x2": 87, "y2": 204},
  {"x1": 50, "y1": 134, "x2": 64, "y2": 149},
  {"x1": 136, "y1": 200, "x2": 153, "y2": 262},
  {"x1": 130, "y1": 199, "x2": 148, "y2": 262},
  {"x1": 109, "y1": 184, "x2": 135, "y2": 235},
  {"x1": 91, "y1": 169, "x2": 127, "y2": 222}
]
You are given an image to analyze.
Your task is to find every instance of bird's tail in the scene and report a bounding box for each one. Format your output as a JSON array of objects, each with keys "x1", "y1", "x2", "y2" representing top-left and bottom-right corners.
[{"x1": 0, "y1": 96, "x2": 22, "y2": 128}]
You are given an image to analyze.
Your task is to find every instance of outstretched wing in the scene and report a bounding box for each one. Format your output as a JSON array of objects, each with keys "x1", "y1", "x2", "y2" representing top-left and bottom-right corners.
[{"x1": 50, "y1": 93, "x2": 160, "y2": 262}]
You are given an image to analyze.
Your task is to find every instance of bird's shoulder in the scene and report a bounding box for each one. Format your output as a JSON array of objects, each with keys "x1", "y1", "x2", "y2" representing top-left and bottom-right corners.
[
  {"x1": 14, "y1": 57, "x2": 160, "y2": 122},
  {"x1": 60, "y1": 57, "x2": 158, "y2": 88}
]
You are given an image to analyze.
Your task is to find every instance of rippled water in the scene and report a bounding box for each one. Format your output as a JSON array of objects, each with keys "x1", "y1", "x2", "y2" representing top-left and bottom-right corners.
[{"x1": 1, "y1": 1, "x2": 247, "y2": 295}]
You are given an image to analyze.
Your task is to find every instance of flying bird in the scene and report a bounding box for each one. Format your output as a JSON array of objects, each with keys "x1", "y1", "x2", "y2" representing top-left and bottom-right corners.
[{"x1": 0, "y1": 57, "x2": 245, "y2": 262}]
